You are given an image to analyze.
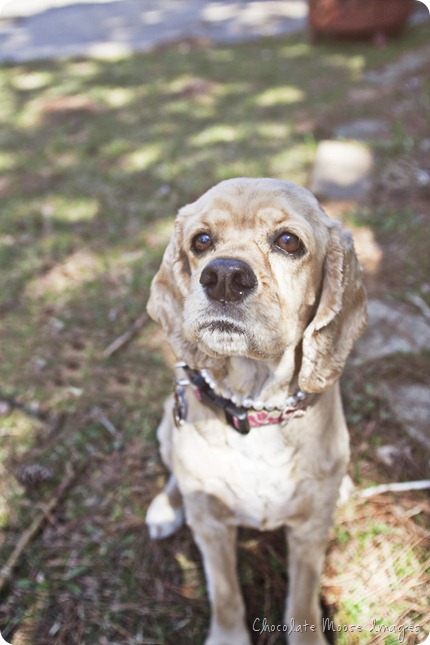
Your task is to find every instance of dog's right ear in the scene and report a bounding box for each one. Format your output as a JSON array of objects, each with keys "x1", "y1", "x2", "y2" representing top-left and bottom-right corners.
[
  {"x1": 146, "y1": 205, "x2": 195, "y2": 359},
  {"x1": 298, "y1": 222, "x2": 367, "y2": 393}
]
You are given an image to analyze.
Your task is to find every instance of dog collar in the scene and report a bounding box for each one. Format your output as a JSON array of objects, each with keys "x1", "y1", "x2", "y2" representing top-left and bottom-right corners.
[{"x1": 173, "y1": 363, "x2": 311, "y2": 435}]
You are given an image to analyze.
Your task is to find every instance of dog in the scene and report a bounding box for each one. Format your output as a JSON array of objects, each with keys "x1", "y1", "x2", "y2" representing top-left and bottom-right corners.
[{"x1": 145, "y1": 178, "x2": 367, "y2": 645}]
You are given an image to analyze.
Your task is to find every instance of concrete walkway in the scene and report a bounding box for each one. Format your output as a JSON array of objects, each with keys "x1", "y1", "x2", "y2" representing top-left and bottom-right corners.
[{"x1": 0, "y1": 0, "x2": 308, "y2": 63}]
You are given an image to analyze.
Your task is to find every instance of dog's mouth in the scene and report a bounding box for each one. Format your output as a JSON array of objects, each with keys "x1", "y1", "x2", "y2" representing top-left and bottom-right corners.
[{"x1": 200, "y1": 320, "x2": 246, "y2": 335}]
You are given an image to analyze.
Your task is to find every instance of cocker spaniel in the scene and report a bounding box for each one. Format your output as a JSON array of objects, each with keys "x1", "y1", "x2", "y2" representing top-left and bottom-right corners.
[{"x1": 146, "y1": 178, "x2": 367, "y2": 645}]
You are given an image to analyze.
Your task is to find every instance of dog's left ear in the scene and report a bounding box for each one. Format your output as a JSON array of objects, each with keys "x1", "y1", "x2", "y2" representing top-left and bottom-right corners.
[
  {"x1": 299, "y1": 223, "x2": 367, "y2": 393},
  {"x1": 147, "y1": 204, "x2": 206, "y2": 365}
]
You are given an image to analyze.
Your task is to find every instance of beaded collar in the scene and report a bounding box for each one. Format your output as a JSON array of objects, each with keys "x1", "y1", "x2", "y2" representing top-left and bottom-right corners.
[{"x1": 173, "y1": 363, "x2": 313, "y2": 435}]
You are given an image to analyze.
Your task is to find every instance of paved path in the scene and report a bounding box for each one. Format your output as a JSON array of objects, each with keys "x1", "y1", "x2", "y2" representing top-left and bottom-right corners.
[{"x1": 0, "y1": 0, "x2": 307, "y2": 63}]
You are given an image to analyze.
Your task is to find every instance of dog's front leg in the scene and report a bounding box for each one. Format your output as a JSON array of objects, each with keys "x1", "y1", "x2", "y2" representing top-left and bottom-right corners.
[
  {"x1": 284, "y1": 522, "x2": 331, "y2": 645},
  {"x1": 185, "y1": 493, "x2": 251, "y2": 645}
]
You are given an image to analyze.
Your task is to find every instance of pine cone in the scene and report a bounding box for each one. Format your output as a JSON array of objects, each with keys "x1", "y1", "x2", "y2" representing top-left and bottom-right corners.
[{"x1": 15, "y1": 463, "x2": 54, "y2": 488}]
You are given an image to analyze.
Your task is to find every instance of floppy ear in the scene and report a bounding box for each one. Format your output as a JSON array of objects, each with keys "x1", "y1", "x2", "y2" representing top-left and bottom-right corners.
[
  {"x1": 147, "y1": 205, "x2": 209, "y2": 366},
  {"x1": 298, "y1": 223, "x2": 367, "y2": 393}
]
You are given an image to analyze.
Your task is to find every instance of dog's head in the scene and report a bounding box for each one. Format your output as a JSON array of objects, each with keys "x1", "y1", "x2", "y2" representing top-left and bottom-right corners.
[{"x1": 147, "y1": 178, "x2": 367, "y2": 393}]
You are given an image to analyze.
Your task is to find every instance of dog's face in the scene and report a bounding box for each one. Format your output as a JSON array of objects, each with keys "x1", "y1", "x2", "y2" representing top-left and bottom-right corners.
[
  {"x1": 179, "y1": 179, "x2": 329, "y2": 360},
  {"x1": 148, "y1": 178, "x2": 367, "y2": 392}
]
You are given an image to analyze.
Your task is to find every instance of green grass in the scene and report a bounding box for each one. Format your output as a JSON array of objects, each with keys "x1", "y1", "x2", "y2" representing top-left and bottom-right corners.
[{"x1": 0, "y1": 22, "x2": 429, "y2": 645}]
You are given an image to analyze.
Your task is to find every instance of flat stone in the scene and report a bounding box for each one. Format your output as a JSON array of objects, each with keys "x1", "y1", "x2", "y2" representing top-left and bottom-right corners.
[
  {"x1": 378, "y1": 383, "x2": 430, "y2": 451},
  {"x1": 309, "y1": 140, "x2": 374, "y2": 201},
  {"x1": 352, "y1": 299, "x2": 430, "y2": 363}
]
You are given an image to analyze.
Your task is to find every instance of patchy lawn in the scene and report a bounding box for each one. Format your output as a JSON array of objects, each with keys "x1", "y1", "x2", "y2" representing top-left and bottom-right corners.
[{"x1": 0, "y1": 21, "x2": 429, "y2": 645}]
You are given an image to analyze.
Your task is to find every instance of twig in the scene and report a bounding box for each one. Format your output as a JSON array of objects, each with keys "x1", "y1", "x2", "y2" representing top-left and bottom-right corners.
[
  {"x1": 0, "y1": 396, "x2": 44, "y2": 421},
  {"x1": 91, "y1": 406, "x2": 123, "y2": 449},
  {"x1": 0, "y1": 396, "x2": 66, "y2": 438},
  {"x1": 92, "y1": 406, "x2": 120, "y2": 438},
  {"x1": 355, "y1": 480, "x2": 430, "y2": 499},
  {"x1": 0, "y1": 466, "x2": 80, "y2": 595},
  {"x1": 102, "y1": 311, "x2": 149, "y2": 359}
]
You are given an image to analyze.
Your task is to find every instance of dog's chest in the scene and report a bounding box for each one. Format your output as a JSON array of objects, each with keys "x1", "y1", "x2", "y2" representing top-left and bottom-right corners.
[{"x1": 172, "y1": 420, "x2": 306, "y2": 530}]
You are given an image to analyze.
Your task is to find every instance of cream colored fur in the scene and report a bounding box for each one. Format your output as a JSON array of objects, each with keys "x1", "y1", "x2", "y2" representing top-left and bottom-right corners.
[{"x1": 145, "y1": 178, "x2": 367, "y2": 645}]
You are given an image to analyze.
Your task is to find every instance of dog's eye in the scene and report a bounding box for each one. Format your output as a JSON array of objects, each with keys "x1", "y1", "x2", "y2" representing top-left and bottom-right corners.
[
  {"x1": 274, "y1": 232, "x2": 303, "y2": 255},
  {"x1": 191, "y1": 232, "x2": 213, "y2": 254}
]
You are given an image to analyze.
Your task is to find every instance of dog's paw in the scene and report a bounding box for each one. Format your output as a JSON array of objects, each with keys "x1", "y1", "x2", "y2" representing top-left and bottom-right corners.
[
  {"x1": 204, "y1": 625, "x2": 252, "y2": 645},
  {"x1": 146, "y1": 491, "x2": 184, "y2": 540},
  {"x1": 204, "y1": 634, "x2": 251, "y2": 645},
  {"x1": 337, "y1": 473, "x2": 354, "y2": 505}
]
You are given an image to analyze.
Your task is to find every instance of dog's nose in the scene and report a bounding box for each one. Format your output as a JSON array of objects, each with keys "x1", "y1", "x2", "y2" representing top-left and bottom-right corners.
[{"x1": 199, "y1": 258, "x2": 257, "y2": 303}]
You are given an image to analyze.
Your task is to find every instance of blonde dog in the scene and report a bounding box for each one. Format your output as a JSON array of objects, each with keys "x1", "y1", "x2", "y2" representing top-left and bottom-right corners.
[{"x1": 146, "y1": 178, "x2": 367, "y2": 645}]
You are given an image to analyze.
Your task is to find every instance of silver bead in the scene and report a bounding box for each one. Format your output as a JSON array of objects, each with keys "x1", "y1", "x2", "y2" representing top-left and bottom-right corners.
[
  {"x1": 242, "y1": 397, "x2": 253, "y2": 408},
  {"x1": 296, "y1": 390, "x2": 306, "y2": 401},
  {"x1": 253, "y1": 401, "x2": 264, "y2": 411}
]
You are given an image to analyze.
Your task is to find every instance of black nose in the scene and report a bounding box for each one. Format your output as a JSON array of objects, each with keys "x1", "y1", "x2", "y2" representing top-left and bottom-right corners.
[{"x1": 199, "y1": 258, "x2": 257, "y2": 303}]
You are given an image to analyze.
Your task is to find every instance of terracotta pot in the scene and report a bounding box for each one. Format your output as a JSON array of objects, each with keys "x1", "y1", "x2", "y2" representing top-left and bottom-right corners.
[{"x1": 308, "y1": 0, "x2": 415, "y2": 38}]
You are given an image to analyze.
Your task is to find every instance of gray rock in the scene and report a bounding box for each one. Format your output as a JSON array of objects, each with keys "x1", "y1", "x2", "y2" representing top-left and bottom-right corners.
[
  {"x1": 365, "y1": 46, "x2": 430, "y2": 85},
  {"x1": 375, "y1": 443, "x2": 412, "y2": 468},
  {"x1": 352, "y1": 299, "x2": 430, "y2": 363},
  {"x1": 309, "y1": 140, "x2": 374, "y2": 201},
  {"x1": 378, "y1": 383, "x2": 430, "y2": 451},
  {"x1": 334, "y1": 119, "x2": 390, "y2": 143}
]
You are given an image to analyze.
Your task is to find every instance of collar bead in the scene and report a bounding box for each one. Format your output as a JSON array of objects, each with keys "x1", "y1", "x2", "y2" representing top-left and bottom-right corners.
[{"x1": 199, "y1": 368, "x2": 306, "y2": 412}]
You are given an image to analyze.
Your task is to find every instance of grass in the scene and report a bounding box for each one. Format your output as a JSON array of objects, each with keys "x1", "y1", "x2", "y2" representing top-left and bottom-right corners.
[{"x1": 0, "y1": 20, "x2": 429, "y2": 645}]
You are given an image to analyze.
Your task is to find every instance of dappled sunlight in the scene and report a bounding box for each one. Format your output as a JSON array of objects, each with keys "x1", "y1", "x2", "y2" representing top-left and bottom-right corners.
[
  {"x1": 164, "y1": 75, "x2": 223, "y2": 106},
  {"x1": 101, "y1": 136, "x2": 133, "y2": 159},
  {"x1": 0, "y1": 414, "x2": 40, "y2": 466},
  {"x1": 87, "y1": 42, "x2": 135, "y2": 60},
  {"x1": 254, "y1": 85, "x2": 305, "y2": 107},
  {"x1": 120, "y1": 144, "x2": 163, "y2": 172},
  {"x1": 11, "y1": 69, "x2": 53, "y2": 91},
  {"x1": 315, "y1": 52, "x2": 366, "y2": 77},
  {"x1": 269, "y1": 143, "x2": 316, "y2": 184},
  {"x1": 19, "y1": 92, "x2": 102, "y2": 129},
  {"x1": 143, "y1": 218, "x2": 174, "y2": 249},
  {"x1": 278, "y1": 42, "x2": 310, "y2": 58},
  {"x1": 166, "y1": 74, "x2": 219, "y2": 95},
  {"x1": 67, "y1": 59, "x2": 100, "y2": 78},
  {"x1": 349, "y1": 226, "x2": 383, "y2": 275},
  {"x1": 27, "y1": 249, "x2": 104, "y2": 301},
  {"x1": 0, "y1": 412, "x2": 41, "y2": 531},
  {"x1": 46, "y1": 196, "x2": 100, "y2": 222},
  {"x1": 36, "y1": 93, "x2": 102, "y2": 121},
  {"x1": 322, "y1": 203, "x2": 383, "y2": 274},
  {"x1": 189, "y1": 123, "x2": 242, "y2": 146},
  {"x1": 100, "y1": 86, "x2": 136, "y2": 108},
  {"x1": 0, "y1": 465, "x2": 22, "y2": 530},
  {"x1": 202, "y1": 0, "x2": 307, "y2": 26},
  {"x1": 0, "y1": 151, "x2": 17, "y2": 172},
  {"x1": 254, "y1": 121, "x2": 293, "y2": 139}
]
